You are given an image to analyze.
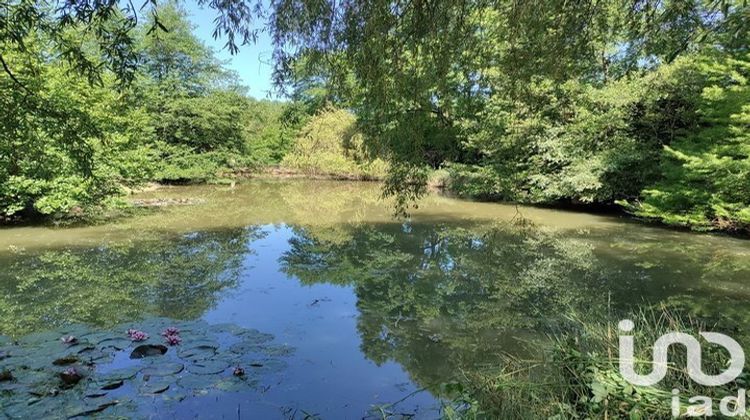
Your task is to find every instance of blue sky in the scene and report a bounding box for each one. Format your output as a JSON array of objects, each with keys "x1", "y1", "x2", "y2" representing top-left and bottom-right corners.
[{"x1": 183, "y1": 3, "x2": 279, "y2": 100}]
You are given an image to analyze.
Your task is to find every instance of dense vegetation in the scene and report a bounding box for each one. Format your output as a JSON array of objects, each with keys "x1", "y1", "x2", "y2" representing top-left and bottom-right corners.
[
  {"x1": 0, "y1": 2, "x2": 369, "y2": 221},
  {"x1": 1, "y1": 0, "x2": 748, "y2": 230},
  {"x1": 277, "y1": 210, "x2": 750, "y2": 418},
  {"x1": 281, "y1": 107, "x2": 388, "y2": 179},
  {"x1": 262, "y1": 0, "x2": 749, "y2": 232}
]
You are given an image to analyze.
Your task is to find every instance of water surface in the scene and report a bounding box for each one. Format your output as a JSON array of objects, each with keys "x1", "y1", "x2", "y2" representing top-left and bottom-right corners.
[{"x1": 1, "y1": 180, "x2": 749, "y2": 418}]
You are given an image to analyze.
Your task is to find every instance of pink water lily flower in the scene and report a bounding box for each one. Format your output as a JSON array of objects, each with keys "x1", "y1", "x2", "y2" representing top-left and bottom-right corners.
[
  {"x1": 164, "y1": 334, "x2": 182, "y2": 346},
  {"x1": 161, "y1": 327, "x2": 180, "y2": 337},
  {"x1": 127, "y1": 329, "x2": 149, "y2": 341}
]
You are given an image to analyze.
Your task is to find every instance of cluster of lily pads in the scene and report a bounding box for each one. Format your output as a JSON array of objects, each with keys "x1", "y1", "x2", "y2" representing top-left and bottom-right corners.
[{"x1": 0, "y1": 317, "x2": 294, "y2": 418}]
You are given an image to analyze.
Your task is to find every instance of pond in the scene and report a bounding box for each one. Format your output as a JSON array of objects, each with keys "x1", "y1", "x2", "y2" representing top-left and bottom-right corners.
[{"x1": 1, "y1": 180, "x2": 749, "y2": 418}]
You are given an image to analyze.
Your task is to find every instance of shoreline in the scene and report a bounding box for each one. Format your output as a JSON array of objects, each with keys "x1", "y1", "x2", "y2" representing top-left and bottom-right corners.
[{"x1": 3, "y1": 174, "x2": 748, "y2": 239}]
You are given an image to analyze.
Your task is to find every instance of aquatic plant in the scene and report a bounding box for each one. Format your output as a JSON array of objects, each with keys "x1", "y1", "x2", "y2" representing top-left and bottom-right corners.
[
  {"x1": 0, "y1": 317, "x2": 293, "y2": 418},
  {"x1": 60, "y1": 335, "x2": 77, "y2": 345},
  {"x1": 164, "y1": 334, "x2": 182, "y2": 346},
  {"x1": 442, "y1": 309, "x2": 750, "y2": 418},
  {"x1": 59, "y1": 367, "x2": 82, "y2": 386},
  {"x1": 127, "y1": 329, "x2": 149, "y2": 341},
  {"x1": 161, "y1": 327, "x2": 180, "y2": 337}
]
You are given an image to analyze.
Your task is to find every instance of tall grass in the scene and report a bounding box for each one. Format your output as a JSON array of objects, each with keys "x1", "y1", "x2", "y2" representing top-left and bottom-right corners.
[{"x1": 442, "y1": 308, "x2": 750, "y2": 418}]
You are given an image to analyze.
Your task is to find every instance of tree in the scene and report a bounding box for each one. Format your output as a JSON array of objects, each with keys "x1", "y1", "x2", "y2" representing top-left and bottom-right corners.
[
  {"x1": 627, "y1": 52, "x2": 750, "y2": 231},
  {"x1": 0, "y1": 38, "x2": 152, "y2": 218},
  {"x1": 261, "y1": 0, "x2": 747, "y2": 213},
  {"x1": 0, "y1": 0, "x2": 258, "y2": 87},
  {"x1": 281, "y1": 106, "x2": 388, "y2": 179}
]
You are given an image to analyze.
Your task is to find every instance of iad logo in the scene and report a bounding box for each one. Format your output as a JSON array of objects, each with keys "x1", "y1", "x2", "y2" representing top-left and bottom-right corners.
[
  {"x1": 617, "y1": 319, "x2": 747, "y2": 417},
  {"x1": 618, "y1": 319, "x2": 745, "y2": 386}
]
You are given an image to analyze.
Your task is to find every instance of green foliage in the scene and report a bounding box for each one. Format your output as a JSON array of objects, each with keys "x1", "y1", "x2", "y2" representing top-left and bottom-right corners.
[
  {"x1": 0, "y1": 0, "x2": 256, "y2": 85},
  {"x1": 0, "y1": 42, "x2": 153, "y2": 219},
  {"x1": 3, "y1": 0, "x2": 749, "y2": 231},
  {"x1": 269, "y1": 0, "x2": 750, "y2": 231},
  {"x1": 447, "y1": 310, "x2": 750, "y2": 419},
  {"x1": 628, "y1": 53, "x2": 750, "y2": 231},
  {"x1": 1, "y1": 2, "x2": 297, "y2": 220},
  {"x1": 281, "y1": 107, "x2": 388, "y2": 179},
  {"x1": 132, "y1": 3, "x2": 280, "y2": 183},
  {"x1": 450, "y1": 66, "x2": 694, "y2": 204},
  {"x1": 446, "y1": 49, "x2": 750, "y2": 232},
  {"x1": 243, "y1": 99, "x2": 299, "y2": 164}
]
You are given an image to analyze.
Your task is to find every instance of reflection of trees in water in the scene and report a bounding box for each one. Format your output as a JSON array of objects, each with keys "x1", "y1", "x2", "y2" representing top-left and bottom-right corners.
[
  {"x1": 282, "y1": 222, "x2": 609, "y2": 385},
  {"x1": 282, "y1": 221, "x2": 750, "y2": 387},
  {"x1": 604, "y1": 234, "x2": 750, "y2": 329},
  {"x1": 0, "y1": 227, "x2": 264, "y2": 337}
]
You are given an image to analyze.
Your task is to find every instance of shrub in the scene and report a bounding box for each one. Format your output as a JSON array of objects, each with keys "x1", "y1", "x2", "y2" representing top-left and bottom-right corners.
[
  {"x1": 282, "y1": 107, "x2": 388, "y2": 179},
  {"x1": 625, "y1": 53, "x2": 750, "y2": 232}
]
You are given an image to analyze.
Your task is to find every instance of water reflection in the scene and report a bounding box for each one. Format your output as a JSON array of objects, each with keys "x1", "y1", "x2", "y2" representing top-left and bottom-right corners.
[
  {"x1": 0, "y1": 227, "x2": 264, "y2": 337},
  {"x1": 279, "y1": 219, "x2": 750, "y2": 389},
  {"x1": 0, "y1": 181, "x2": 749, "y2": 416}
]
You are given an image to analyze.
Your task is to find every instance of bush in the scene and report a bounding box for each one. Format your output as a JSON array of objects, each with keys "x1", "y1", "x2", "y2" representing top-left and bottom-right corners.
[
  {"x1": 281, "y1": 107, "x2": 388, "y2": 179},
  {"x1": 625, "y1": 53, "x2": 750, "y2": 232},
  {"x1": 446, "y1": 51, "x2": 750, "y2": 232},
  {"x1": 0, "y1": 48, "x2": 152, "y2": 220},
  {"x1": 453, "y1": 72, "x2": 686, "y2": 206}
]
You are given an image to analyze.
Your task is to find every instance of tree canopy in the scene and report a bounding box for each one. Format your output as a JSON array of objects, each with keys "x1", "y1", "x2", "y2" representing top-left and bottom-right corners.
[{"x1": 2, "y1": 0, "x2": 749, "y2": 231}]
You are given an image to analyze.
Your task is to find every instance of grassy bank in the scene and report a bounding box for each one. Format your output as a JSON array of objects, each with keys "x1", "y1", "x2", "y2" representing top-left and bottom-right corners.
[{"x1": 441, "y1": 309, "x2": 750, "y2": 419}]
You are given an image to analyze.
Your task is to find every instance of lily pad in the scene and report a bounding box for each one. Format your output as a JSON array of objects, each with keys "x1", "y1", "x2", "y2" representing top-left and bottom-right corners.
[
  {"x1": 97, "y1": 337, "x2": 132, "y2": 351},
  {"x1": 245, "y1": 359, "x2": 288, "y2": 374},
  {"x1": 208, "y1": 323, "x2": 248, "y2": 335},
  {"x1": 100, "y1": 379, "x2": 124, "y2": 390},
  {"x1": 130, "y1": 344, "x2": 167, "y2": 359},
  {"x1": 84, "y1": 391, "x2": 108, "y2": 399},
  {"x1": 77, "y1": 348, "x2": 112, "y2": 363},
  {"x1": 99, "y1": 366, "x2": 140, "y2": 382},
  {"x1": 141, "y1": 362, "x2": 184, "y2": 377},
  {"x1": 0, "y1": 380, "x2": 25, "y2": 393},
  {"x1": 65, "y1": 341, "x2": 95, "y2": 353},
  {"x1": 17, "y1": 331, "x2": 61, "y2": 346},
  {"x1": 186, "y1": 360, "x2": 229, "y2": 375},
  {"x1": 214, "y1": 377, "x2": 258, "y2": 392},
  {"x1": 0, "y1": 318, "x2": 292, "y2": 417},
  {"x1": 228, "y1": 341, "x2": 264, "y2": 355},
  {"x1": 52, "y1": 354, "x2": 79, "y2": 366},
  {"x1": 238, "y1": 329, "x2": 274, "y2": 345},
  {"x1": 65, "y1": 399, "x2": 119, "y2": 418},
  {"x1": 177, "y1": 344, "x2": 218, "y2": 361},
  {"x1": 177, "y1": 373, "x2": 221, "y2": 391},
  {"x1": 263, "y1": 344, "x2": 296, "y2": 357},
  {"x1": 139, "y1": 380, "x2": 171, "y2": 395},
  {"x1": 13, "y1": 369, "x2": 49, "y2": 386}
]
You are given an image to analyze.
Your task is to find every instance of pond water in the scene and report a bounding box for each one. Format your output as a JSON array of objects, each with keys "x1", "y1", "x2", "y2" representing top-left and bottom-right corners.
[{"x1": 1, "y1": 180, "x2": 749, "y2": 418}]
